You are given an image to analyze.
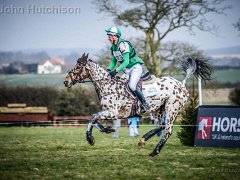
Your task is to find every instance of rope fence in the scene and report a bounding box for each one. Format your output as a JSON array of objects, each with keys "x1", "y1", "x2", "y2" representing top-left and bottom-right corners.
[
  {"x1": 1, "y1": 114, "x2": 239, "y2": 127},
  {"x1": 0, "y1": 120, "x2": 239, "y2": 128}
]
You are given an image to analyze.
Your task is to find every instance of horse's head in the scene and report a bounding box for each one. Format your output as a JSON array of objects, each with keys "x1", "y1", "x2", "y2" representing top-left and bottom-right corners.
[{"x1": 64, "y1": 53, "x2": 90, "y2": 88}]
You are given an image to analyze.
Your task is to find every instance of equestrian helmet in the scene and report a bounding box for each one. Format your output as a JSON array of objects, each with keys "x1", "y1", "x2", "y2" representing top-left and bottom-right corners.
[{"x1": 105, "y1": 26, "x2": 121, "y2": 37}]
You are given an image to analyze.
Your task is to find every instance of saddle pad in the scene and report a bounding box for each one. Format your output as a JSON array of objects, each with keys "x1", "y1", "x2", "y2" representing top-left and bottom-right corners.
[{"x1": 142, "y1": 80, "x2": 160, "y2": 97}]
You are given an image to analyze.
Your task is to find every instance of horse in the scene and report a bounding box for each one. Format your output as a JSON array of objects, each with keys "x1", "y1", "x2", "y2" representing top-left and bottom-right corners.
[
  {"x1": 64, "y1": 53, "x2": 211, "y2": 156},
  {"x1": 198, "y1": 118, "x2": 209, "y2": 139}
]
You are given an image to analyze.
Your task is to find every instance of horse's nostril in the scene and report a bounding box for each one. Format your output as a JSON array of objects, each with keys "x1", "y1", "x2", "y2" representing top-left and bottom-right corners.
[{"x1": 63, "y1": 81, "x2": 68, "y2": 86}]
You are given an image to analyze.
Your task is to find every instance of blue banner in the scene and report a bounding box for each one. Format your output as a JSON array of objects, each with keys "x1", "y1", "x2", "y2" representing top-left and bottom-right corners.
[{"x1": 194, "y1": 105, "x2": 240, "y2": 147}]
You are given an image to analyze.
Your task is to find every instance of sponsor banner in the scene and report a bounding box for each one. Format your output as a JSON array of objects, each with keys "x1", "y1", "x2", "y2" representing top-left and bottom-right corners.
[{"x1": 194, "y1": 105, "x2": 240, "y2": 147}]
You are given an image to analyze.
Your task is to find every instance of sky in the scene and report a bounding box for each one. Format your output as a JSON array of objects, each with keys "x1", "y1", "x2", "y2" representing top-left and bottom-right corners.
[{"x1": 0, "y1": 0, "x2": 240, "y2": 52}]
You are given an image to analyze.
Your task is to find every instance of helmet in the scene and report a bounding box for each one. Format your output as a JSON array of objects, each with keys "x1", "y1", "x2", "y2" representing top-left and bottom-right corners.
[{"x1": 105, "y1": 26, "x2": 121, "y2": 37}]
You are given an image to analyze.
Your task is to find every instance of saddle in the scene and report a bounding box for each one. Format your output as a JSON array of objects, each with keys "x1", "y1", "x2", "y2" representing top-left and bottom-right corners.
[
  {"x1": 138, "y1": 72, "x2": 156, "y2": 87},
  {"x1": 126, "y1": 71, "x2": 156, "y2": 96},
  {"x1": 140, "y1": 71, "x2": 152, "y2": 81},
  {"x1": 125, "y1": 72, "x2": 157, "y2": 116}
]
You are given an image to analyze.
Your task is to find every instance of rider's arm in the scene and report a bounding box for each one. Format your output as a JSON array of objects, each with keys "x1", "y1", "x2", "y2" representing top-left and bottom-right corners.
[
  {"x1": 108, "y1": 56, "x2": 117, "y2": 71},
  {"x1": 116, "y1": 52, "x2": 129, "y2": 72}
]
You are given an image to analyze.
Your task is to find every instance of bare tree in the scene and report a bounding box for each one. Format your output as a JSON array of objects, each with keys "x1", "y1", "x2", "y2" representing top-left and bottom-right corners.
[
  {"x1": 160, "y1": 41, "x2": 209, "y2": 74},
  {"x1": 233, "y1": 18, "x2": 240, "y2": 32},
  {"x1": 93, "y1": 0, "x2": 229, "y2": 75},
  {"x1": 97, "y1": 38, "x2": 210, "y2": 78}
]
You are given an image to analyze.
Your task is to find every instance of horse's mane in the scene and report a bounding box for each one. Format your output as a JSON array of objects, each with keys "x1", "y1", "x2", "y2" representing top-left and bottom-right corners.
[
  {"x1": 87, "y1": 58, "x2": 127, "y2": 84},
  {"x1": 88, "y1": 59, "x2": 107, "y2": 72}
]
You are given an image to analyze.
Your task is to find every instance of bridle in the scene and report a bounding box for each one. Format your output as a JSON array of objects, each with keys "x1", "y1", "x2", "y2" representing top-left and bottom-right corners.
[
  {"x1": 64, "y1": 59, "x2": 120, "y2": 88},
  {"x1": 64, "y1": 65, "x2": 90, "y2": 88}
]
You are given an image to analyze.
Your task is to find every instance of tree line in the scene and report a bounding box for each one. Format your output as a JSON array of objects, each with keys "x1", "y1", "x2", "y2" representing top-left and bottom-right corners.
[
  {"x1": 0, "y1": 85, "x2": 101, "y2": 116},
  {"x1": 93, "y1": 0, "x2": 231, "y2": 76}
]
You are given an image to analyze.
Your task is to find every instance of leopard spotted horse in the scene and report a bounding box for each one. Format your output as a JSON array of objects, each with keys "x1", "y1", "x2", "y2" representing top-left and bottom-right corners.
[{"x1": 64, "y1": 53, "x2": 211, "y2": 157}]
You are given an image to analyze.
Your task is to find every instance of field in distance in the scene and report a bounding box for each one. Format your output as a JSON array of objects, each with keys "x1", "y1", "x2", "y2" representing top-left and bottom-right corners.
[{"x1": 1, "y1": 69, "x2": 239, "y2": 88}]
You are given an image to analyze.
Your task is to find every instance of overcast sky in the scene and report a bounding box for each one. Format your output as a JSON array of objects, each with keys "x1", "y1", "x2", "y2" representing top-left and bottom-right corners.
[{"x1": 0, "y1": 0, "x2": 240, "y2": 52}]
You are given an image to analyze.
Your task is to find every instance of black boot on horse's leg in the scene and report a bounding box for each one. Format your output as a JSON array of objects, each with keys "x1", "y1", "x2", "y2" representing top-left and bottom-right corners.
[
  {"x1": 86, "y1": 113, "x2": 100, "y2": 145},
  {"x1": 96, "y1": 122, "x2": 115, "y2": 134},
  {"x1": 138, "y1": 124, "x2": 165, "y2": 148},
  {"x1": 134, "y1": 87, "x2": 150, "y2": 113},
  {"x1": 143, "y1": 124, "x2": 165, "y2": 141},
  {"x1": 149, "y1": 131, "x2": 170, "y2": 156},
  {"x1": 86, "y1": 125, "x2": 95, "y2": 145},
  {"x1": 149, "y1": 139, "x2": 166, "y2": 157}
]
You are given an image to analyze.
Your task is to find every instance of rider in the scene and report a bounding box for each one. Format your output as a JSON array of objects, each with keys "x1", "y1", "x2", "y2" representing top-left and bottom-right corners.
[{"x1": 105, "y1": 26, "x2": 150, "y2": 113}]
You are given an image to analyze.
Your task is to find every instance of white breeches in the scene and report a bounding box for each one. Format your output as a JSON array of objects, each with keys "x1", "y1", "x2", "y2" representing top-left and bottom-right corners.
[{"x1": 123, "y1": 63, "x2": 143, "y2": 91}]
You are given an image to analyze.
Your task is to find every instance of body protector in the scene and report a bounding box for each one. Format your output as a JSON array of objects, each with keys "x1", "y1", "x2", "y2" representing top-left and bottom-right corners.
[{"x1": 108, "y1": 38, "x2": 144, "y2": 73}]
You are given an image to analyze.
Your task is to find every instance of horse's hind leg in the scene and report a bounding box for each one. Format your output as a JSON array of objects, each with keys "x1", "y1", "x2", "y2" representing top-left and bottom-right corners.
[
  {"x1": 138, "y1": 124, "x2": 165, "y2": 148},
  {"x1": 149, "y1": 128, "x2": 171, "y2": 156},
  {"x1": 138, "y1": 107, "x2": 165, "y2": 148},
  {"x1": 149, "y1": 102, "x2": 180, "y2": 156}
]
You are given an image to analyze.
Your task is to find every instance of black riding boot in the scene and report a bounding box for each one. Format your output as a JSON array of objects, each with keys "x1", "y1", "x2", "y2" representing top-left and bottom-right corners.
[{"x1": 134, "y1": 87, "x2": 150, "y2": 113}]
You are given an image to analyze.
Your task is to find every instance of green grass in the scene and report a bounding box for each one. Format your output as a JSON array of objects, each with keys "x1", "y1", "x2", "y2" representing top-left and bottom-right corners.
[
  {"x1": 0, "y1": 126, "x2": 239, "y2": 179},
  {"x1": 212, "y1": 69, "x2": 240, "y2": 84},
  {"x1": 0, "y1": 74, "x2": 66, "y2": 88},
  {"x1": 0, "y1": 69, "x2": 239, "y2": 88}
]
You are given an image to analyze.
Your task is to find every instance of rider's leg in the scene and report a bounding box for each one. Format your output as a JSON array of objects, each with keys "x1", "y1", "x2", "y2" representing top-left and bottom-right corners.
[
  {"x1": 129, "y1": 64, "x2": 149, "y2": 113},
  {"x1": 134, "y1": 87, "x2": 150, "y2": 113}
]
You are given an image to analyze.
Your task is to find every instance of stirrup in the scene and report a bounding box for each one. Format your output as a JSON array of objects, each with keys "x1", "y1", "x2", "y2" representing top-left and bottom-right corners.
[{"x1": 141, "y1": 103, "x2": 150, "y2": 113}]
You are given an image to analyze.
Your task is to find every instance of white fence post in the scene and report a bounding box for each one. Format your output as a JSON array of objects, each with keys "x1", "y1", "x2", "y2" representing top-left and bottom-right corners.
[{"x1": 198, "y1": 77, "x2": 202, "y2": 106}]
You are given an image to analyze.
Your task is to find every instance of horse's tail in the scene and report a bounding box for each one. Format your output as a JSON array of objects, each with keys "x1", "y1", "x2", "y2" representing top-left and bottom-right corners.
[{"x1": 181, "y1": 57, "x2": 212, "y2": 87}]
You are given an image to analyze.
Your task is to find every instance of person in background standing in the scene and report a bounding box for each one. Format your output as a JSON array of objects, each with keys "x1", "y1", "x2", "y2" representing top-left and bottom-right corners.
[{"x1": 128, "y1": 115, "x2": 140, "y2": 137}]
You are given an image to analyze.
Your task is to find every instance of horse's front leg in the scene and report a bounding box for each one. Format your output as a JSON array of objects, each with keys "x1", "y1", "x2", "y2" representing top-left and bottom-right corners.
[
  {"x1": 86, "y1": 113, "x2": 100, "y2": 145},
  {"x1": 86, "y1": 110, "x2": 117, "y2": 145}
]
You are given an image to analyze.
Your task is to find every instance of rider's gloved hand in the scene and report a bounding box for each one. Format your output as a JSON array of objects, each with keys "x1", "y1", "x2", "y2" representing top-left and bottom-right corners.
[{"x1": 109, "y1": 69, "x2": 117, "y2": 78}]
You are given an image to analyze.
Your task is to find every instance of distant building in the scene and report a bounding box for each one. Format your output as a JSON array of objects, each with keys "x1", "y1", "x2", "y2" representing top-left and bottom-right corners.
[{"x1": 37, "y1": 57, "x2": 64, "y2": 74}]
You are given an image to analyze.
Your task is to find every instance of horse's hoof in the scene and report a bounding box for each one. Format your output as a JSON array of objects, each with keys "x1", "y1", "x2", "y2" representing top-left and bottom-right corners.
[
  {"x1": 138, "y1": 138, "x2": 145, "y2": 148},
  {"x1": 149, "y1": 151, "x2": 158, "y2": 157},
  {"x1": 105, "y1": 126, "x2": 115, "y2": 134},
  {"x1": 86, "y1": 132, "x2": 95, "y2": 145},
  {"x1": 88, "y1": 136, "x2": 95, "y2": 145}
]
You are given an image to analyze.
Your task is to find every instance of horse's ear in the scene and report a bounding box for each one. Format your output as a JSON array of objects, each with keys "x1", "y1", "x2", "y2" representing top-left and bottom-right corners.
[
  {"x1": 82, "y1": 53, "x2": 86, "y2": 58},
  {"x1": 86, "y1": 53, "x2": 89, "y2": 59}
]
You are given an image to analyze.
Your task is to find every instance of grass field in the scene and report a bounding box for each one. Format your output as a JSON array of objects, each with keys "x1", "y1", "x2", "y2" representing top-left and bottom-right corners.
[
  {"x1": 0, "y1": 126, "x2": 239, "y2": 179},
  {"x1": 0, "y1": 74, "x2": 66, "y2": 89},
  {"x1": 212, "y1": 69, "x2": 240, "y2": 84},
  {"x1": 0, "y1": 69, "x2": 239, "y2": 88}
]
